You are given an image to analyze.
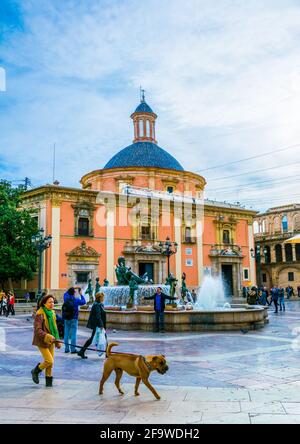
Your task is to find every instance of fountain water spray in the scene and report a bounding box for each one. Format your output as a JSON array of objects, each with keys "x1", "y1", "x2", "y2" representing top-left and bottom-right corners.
[{"x1": 194, "y1": 276, "x2": 228, "y2": 310}]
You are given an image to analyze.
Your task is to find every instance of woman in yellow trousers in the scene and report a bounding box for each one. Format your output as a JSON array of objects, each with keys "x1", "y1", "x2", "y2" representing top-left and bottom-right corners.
[{"x1": 31, "y1": 294, "x2": 61, "y2": 387}]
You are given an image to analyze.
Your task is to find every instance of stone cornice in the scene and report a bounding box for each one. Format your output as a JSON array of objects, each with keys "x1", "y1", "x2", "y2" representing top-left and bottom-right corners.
[
  {"x1": 256, "y1": 206, "x2": 300, "y2": 217},
  {"x1": 204, "y1": 205, "x2": 257, "y2": 218},
  {"x1": 80, "y1": 166, "x2": 206, "y2": 188},
  {"x1": 21, "y1": 185, "x2": 98, "y2": 205}
]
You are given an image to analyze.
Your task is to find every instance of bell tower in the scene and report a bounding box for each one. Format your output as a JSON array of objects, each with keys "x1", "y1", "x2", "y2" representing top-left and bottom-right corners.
[{"x1": 130, "y1": 90, "x2": 158, "y2": 144}]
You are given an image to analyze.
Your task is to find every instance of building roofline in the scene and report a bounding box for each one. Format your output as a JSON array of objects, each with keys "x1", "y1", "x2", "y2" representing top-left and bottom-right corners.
[
  {"x1": 204, "y1": 199, "x2": 257, "y2": 215},
  {"x1": 21, "y1": 184, "x2": 98, "y2": 200},
  {"x1": 80, "y1": 166, "x2": 206, "y2": 187}
]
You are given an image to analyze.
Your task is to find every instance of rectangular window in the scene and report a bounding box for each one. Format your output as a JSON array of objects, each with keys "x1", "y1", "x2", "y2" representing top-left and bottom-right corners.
[
  {"x1": 186, "y1": 259, "x2": 193, "y2": 267},
  {"x1": 223, "y1": 230, "x2": 230, "y2": 244},
  {"x1": 141, "y1": 225, "x2": 151, "y2": 240},
  {"x1": 243, "y1": 269, "x2": 249, "y2": 280},
  {"x1": 262, "y1": 273, "x2": 267, "y2": 283},
  {"x1": 288, "y1": 272, "x2": 295, "y2": 282},
  {"x1": 186, "y1": 248, "x2": 192, "y2": 255},
  {"x1": 78, "y1": 217, "x2": 89, "y2": 236}
]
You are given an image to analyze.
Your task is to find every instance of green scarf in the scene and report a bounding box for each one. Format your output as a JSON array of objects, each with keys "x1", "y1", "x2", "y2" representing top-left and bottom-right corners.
[{"x1": 42, "y1": 307, "x2": 59, "y2": 340}]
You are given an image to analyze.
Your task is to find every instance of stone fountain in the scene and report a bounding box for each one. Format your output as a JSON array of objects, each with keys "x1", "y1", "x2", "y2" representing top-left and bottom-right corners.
[{"x1": 72, "y1": 259, "x2": 268, "y2": 332}]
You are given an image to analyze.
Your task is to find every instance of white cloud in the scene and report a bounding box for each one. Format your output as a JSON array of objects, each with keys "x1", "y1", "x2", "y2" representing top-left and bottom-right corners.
[{"x1": 1, "y1": 0, "x2": 300, "y2": 211}]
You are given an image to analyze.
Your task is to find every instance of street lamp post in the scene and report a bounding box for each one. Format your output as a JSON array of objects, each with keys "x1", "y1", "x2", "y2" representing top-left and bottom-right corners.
[
  {"x1": 251, "y1": 244, "x2": 267, "y2": 287},
  {"x1": 158, "y1": 237, "x2": 178, "y2": 278},
  {"x1": 31, "y1": 228, "x2": 52, "y2": 300}
]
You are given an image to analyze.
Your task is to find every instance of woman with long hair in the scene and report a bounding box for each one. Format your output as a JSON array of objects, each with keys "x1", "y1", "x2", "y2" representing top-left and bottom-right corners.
[{"x1": 31, "y1": 294, "x2": 61, "y2": 387}]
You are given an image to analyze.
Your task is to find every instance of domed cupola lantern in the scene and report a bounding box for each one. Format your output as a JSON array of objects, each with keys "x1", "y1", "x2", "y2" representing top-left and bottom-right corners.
[{"x1": 130, "y1": 89, "x2": 158, "y2": 144}]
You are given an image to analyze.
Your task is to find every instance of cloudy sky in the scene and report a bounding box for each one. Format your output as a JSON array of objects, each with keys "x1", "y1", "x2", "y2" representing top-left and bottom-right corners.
[{"x1": 1, "y1": 0, "x2": 300, "y2": 212}]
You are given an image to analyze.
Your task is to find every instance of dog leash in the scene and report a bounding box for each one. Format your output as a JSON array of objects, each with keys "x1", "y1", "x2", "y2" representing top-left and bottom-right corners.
[
  {"x1": 56, "y1": 340, "x2": 142, "y2": 356},
  {"x1": 57, "y1": 340, "x2": 105, "y2": 353}
]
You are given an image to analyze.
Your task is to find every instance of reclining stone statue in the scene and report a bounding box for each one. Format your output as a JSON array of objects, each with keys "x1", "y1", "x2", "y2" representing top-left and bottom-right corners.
[{"x1": 115, "y1": 256, "x2": 148, "y2": 286}]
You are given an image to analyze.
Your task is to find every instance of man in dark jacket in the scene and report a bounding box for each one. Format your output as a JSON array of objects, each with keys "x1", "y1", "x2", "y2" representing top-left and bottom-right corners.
[
  {"x1": 270, "y1": 286, "x2": 279, "y2": 313},
  {"x1": 77, "y1": 292, "x2": 106, "y2": 359},
  {"x1": 286, "y1": 285, "x2": 294, "y2": 299},
  {"x1": 144, "y1": 287, "x2": 177, "y2": 333}
]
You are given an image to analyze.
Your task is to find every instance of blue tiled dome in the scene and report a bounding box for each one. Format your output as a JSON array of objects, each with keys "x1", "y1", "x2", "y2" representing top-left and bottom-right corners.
[
  {"x1": 104, "y1": 142, "x2": 184, "y2": 171},
  {"x1": 134, "y1": 101, "x2": 154, "y2": 114}
]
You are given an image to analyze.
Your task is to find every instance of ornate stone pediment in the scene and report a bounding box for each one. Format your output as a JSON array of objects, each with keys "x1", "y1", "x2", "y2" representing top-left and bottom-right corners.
[
  {"x1": 66, "y1": 241, "x2": 100, "y2": 263},
  {"x1": 135, "y1": 243, "x2": 161, "y2": 254},
  {"x1": 123, "y1": 241, "x2": 161, "y2": 255}
]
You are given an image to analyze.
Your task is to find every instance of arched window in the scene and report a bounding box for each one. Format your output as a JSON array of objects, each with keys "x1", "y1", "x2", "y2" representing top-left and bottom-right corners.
[
  {"x1": 185, "y1": 227, "x2": 192, "y2": 242},
  {"x1": 293, "y1": 214, "x2": 300, "y2": 232},
  {"x1": 285, "y1": 243, "x2": 293, "y2": 262},
  {"x1": 282, "y1": 215, "x2": 288, "y2": 232},
  {"x1": 264, "y1": 245, "x2": 271, "y2": 264},
  {"x1": 275, "y1": 244, "x2": 283, "y2": 263},
  {"x1": 223, "y1": 230, "x2": 230, "y2": 244},
  {"x1": 262, "y1": 219, "x2": 268, "y2": 233},
  {"x1": 274, "y1": 217, "x2": 281, "y2": 233},
  {"x1": 139, "y1": 119, "x2": 144, "y2": 137},
  {"x1": 253, "y1": 221, "x2": 259, "y2": 234},
  {"x1": 78, "y1": 217, "x2": 89, "y2": 236},
  {"x1": 146, "y1": 120, "x2": 151, "y2": 137}
]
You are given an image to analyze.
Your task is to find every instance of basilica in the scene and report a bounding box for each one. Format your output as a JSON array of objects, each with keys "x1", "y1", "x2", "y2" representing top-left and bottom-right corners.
[{"x1": 19, "y1": 96, "x2": 257, "y2": 299}]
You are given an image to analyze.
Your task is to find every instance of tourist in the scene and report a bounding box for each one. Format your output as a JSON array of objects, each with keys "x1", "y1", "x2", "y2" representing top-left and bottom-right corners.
[
  {"x1": 247, "y1": 287, "x2": 258, "y2": 305},
  {"x1": 258, "y1": 288, "x2": 267, "y2": 306},
  {"x1": 77, "y1": 292, "x2": 106, "y2": 359},
  {"x1": 6, "y1": 292, "x2": 15, "y2": 316},
  {"x1": 24, "y1": 292, "x2": 30, "y2": 303},
  {"x1": 264, "y1": 287, "x2": 271, "y2": 306},
  {"x1": 270, "y1": 286, "x2": 279, "y2": 313},
  {"x1": 278, "y1": 286, "x2": 285, "y2": 312},
  {"x1": 143, "y1": 287, "x2": 178, "y2": 333},
  {"x1": 0, "y1": 290, "x2": 5, "y2": 315},
  {"x1": 31, "y1": 294, "x2": 61, "y2": 387},
  {"x1": 286, "y1": 285, "x2": 294, "y2": 299},
  {"x1": 63, "y1": 287, "x2": 86, "y2": 353}
]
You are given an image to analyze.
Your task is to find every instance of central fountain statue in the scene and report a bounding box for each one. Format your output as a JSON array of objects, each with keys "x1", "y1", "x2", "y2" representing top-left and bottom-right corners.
[
  {"x1": 95, "y1": 256, "x2": 171, "y2": 308},
  {"x1": 115, "y1": 256, "x2": 148, "y2": 285}
]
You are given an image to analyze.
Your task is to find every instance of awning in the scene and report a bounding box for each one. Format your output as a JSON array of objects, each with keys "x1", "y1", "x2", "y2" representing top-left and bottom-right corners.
[{"x1": 284, "y1": 234, "x2": 300, "y2": 244}]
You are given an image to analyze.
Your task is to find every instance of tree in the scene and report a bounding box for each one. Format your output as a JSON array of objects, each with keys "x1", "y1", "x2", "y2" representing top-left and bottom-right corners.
[{"x1": 0, "y1": 180, "x2": 38, "y2": 291}]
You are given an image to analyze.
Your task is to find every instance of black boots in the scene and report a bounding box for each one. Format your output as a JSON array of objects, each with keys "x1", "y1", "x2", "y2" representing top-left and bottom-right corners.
[
  {"x1": 31, "y1": 364, "x2": 53, "y2": 387},
  {"x1": 31, "y1": 363, "x2": 42, "y2": 384},
  {"x1": 45, "y1": 376, "x2": 53, "y2": 387},
  {"x1": 77, "y1": 350, "x2": 87, "y2": 359}
]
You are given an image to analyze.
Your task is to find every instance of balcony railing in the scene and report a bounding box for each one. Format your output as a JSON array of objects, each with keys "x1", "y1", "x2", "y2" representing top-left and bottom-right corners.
[{"x1": 182, "y1": 236, "x2": 197, "y2": 244}]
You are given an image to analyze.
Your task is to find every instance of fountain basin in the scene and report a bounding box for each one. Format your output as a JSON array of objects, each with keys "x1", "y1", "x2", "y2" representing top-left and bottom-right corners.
[
  {"x1": 98, "y1": 285, "x2": 171, "y2": 307},
  {"x1": 55, "y1": 304, "x2": 268, "y2": 332}
]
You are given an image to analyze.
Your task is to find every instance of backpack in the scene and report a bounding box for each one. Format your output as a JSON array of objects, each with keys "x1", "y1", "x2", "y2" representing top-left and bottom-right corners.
[{"x1": 62, "y1": 298, "x2": 76, "y2": 320}]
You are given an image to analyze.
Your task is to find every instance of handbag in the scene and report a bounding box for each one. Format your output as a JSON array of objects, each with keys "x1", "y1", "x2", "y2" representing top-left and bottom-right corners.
[{"x1": 93, "y1": 327, "x2": 108, "y2": 357}]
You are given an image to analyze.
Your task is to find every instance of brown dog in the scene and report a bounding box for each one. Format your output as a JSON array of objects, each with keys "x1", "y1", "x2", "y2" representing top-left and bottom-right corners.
[{"x1": 99, "y1": 342, "x2": 169, "y2": 400}]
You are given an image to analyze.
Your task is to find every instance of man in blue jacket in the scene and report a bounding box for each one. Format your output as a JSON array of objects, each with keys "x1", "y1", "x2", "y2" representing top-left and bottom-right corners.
[
  {"x1": 144, "y1": 287, "x2": 177, "y2": 333},
  {"x1": 63, "y1": 287, "x2": 86, "y2": 353}
]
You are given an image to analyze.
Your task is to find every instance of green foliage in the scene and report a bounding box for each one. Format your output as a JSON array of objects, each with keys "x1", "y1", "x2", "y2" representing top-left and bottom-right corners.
[{"x1": 0, "y1": 180, "x2": 39, "y2": 286}]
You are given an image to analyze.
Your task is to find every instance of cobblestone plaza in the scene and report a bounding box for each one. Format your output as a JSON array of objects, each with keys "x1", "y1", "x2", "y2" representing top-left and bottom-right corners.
[{"x1": 2, "y1": 302, "x2": 300, "y2": 424}]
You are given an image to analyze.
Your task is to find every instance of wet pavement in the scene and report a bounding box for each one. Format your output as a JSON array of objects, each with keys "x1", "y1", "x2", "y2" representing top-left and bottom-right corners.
[{"x1": 1, "y1": 301, "x2": 300, "y2": 423}]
